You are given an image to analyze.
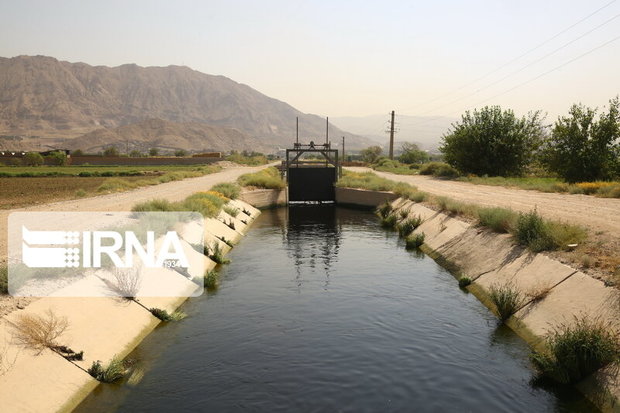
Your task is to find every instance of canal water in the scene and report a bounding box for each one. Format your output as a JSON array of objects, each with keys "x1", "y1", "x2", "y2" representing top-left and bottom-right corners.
[{"x1": 75, "y1": 205, "x2": 594, "y2": 412}]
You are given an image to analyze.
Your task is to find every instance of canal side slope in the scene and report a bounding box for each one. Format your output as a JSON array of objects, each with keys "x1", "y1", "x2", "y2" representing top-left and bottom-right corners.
[{"x1": 389, "y1": 197, "x2": 620, "y2": 411}]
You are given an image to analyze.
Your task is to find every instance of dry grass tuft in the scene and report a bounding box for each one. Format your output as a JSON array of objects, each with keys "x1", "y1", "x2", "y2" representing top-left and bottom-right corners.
[{"x1": 9, "y1": 309, "x2": 68, "y2": 353}]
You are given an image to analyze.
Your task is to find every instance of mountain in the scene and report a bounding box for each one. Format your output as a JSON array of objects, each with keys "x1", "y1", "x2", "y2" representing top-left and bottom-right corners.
[
  {"x1": 0, "y1": 55, "x2": 376, "y2": 152},
  {"x1": 64, "y1": 118, "x2": 267, "y2": 153},
  {"x1": 331, "y1": 114, "x2": 458, "y2": 151}
]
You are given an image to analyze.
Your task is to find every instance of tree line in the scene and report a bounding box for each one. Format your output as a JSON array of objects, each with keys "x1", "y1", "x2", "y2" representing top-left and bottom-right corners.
[{"x1": 440, "y1": 97, "x2": 620, "y2": 182}]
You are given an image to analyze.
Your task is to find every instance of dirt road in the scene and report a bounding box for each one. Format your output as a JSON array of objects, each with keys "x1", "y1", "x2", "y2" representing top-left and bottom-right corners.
[
  {"x1": 0, "y1": 165, "x2": 268, "y2": 261},
  {"x1": 348, "y1": 168, "x2": 620, "y2": 238}
]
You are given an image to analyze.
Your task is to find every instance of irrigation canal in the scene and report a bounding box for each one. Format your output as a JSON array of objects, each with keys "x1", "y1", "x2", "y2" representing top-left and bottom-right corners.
[{"x1": 75, "y1": 205, "x2": 594, "y2": 412}]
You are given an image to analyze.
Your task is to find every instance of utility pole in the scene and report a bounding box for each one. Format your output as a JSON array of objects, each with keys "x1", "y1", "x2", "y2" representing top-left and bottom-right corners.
[
  {"x1": 389, "y1": 110, "x2": 395, "y2": 160},
  {"x1": 326, "y1": 117, "x2": 329, "y2": 145},
  {"x1": 341, "y1": 135, "x2": 345, "y2": 178},
  {"x1": 296, "y1": 117, "x2": 299, "y2": 145}
]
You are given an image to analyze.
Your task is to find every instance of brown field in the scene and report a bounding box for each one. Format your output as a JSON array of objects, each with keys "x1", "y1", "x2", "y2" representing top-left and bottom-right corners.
[{"x1": 0, "y1": 176, "x2": 147, "y2": 209}]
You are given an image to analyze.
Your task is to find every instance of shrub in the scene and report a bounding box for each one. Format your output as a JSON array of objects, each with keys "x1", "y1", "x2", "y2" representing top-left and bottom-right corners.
[
  {"x1": 211, "y1": 182, "x2": 241, "y2": 199},
  {"x1": 149, "y1": 308, "x2": 186, "y2": 321},
  {"x1": 46, "y1": 151, "x2": 67, "y2": 166},
  {"x1": 75, "y1": 189, "x2": 87, "y2": 198},
  {"x1": 23, "y1": 152, "x2": 44, "y2": 167},
  {"x1": 398, "y1": 216, "x2": 423, "y2": 237},
  {"x1": 441, "y1": 106, "x2": 544, "y2": 176},
  {"x1": 477, "y1": 207, "x2": 517, "y2": 233},
  {"x1": 88, "y1": 357, "x2": 126, "y2": 383},
  {"x1": 419, "y1": 162, "x2": 448, "y2": 175},
  {"x1": 434, "y1": 163, "x2": 460, "y2": 178},
  {"x1": 110, "y1": 268, "x2": 141, "y2": 299},
  {"x1": 458, "y1": 277, "x2": 472, "y2": 288},
  {"x1": 405, "y1": 233, "x2": 425, "y2": 249},
  {"x1": 531, "y1": 317, "x2": 620, "y2": 384},
  {"x1": 204, "y1": 270, "x2": 219, "y2": 290},
  {"x1": 237, "y1": 167, "x2": 285, "y2": 189},
  {"x1": 103, "y1": 146, "x2": 120, "y2": 157},
  {"x1": 8, "y1": 310, "x2": 69, "y2": 353},
  {"x1": 399, "y1": 209, "x2": 410, "y2": 219},
  {"x1": 489, "y1": 283, "x2": 522, "y2": 321}
]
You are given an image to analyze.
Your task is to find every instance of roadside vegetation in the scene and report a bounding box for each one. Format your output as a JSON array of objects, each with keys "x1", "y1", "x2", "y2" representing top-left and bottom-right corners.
[
  {"x1": 225, "y1": 150, "x2": 269, "y2": 166},
  {"x1": 356, "y1": 96, "x2": 620, "y2": 198},
  {"x1": 343, "y1": 170, "x2": 587, "y2": 254},
  {"x1": 237, "y1": 167, "x2": 285, "y2": 189}
]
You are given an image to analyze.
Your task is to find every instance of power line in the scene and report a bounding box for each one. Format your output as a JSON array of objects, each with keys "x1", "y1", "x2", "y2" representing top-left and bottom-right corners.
[
  {"x1": 404, "y1": 33, "x2": 620, "y2": 133},
  {"x1": 403, "y1": 0, "x2": 618, "y2": 114},
  {"x1": 411, "y1": 11, "x2": 620, "y2": 117}
]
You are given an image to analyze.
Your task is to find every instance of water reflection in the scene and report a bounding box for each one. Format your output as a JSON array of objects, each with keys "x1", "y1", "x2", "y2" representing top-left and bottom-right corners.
[{"x1": 285, "y1": 205, "x2": 341, "y2": 290}]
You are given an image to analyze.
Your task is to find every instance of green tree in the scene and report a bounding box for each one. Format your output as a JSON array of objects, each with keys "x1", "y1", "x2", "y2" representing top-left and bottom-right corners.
[
  {"x1": 129, "y1": 150, "x2": 143, "y2": 157},
  {"x1": 23, "y1": 152, "x2": 44, "y2": 166},
  {"x1": 398, "y1": 142, "x2": 429, "y2": 164},
  {"x1": 174, "y1": 149, "x2": 188, "y2": 157},
  {"x1": 540, "y1": 97, "x2": 620, "y2": 183},
  {"x1": 360, "y1": 146, "x2": 383, "y2": 164},
  {"x1": 440, "y1": 106, "x2": 544, "y2": 176},
  {"x1": 46, "y1": 151, "x2": 67, "y2": 166},
  {"x1": 71, "y1": 149, "x2": 84, "y2": 156},
  {"x1": 149, "y1": 148, "x2": 159, "y2": 156},
  {"x1": 103, "y1": 146, "x2": 119, "y2": 157}
]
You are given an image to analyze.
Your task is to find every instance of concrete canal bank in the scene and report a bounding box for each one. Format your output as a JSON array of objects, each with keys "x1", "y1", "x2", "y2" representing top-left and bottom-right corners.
[
  {"x1": 0, "y1": 198, "x2": 261, "y2": 413},
  {"x1": 335, "y1": 185, "x2": 620, "y2": 411}
]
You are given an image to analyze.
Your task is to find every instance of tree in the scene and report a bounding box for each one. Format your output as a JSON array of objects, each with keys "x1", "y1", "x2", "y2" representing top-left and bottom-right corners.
[
  {"x1": 540, "y1": 97, "x2": 620, "y2": 183},
  {"x1": 440, "y1": 106, "x2": 545, "y2": 176},
  {"x1": 71, "y1": 149, "x2": 84, "y2": 156},
  {"x1": 129, "y1": 150, "x2": 143, "y2": 157},
  {"x1": 46, "y1": 151, "x2": 67, "y2": 166},
  {"x1": 360, "y1": 146, "x2": 383, "y2": 164},
  {"x1": 174, "y1": 149, "x2": 188, "y2": 157},
  {"x1": 399, "y1": 142, "x2": 429, "y2": 164},
  {"x1": 23, "y1": 152, "x2": 43, "y2": 167},
  {"x1": 149, "y1": 148, "x2": 159, "y2": 156},
  {"x1": 103, "y1": 146, "x2": 119, "y2": 157}
]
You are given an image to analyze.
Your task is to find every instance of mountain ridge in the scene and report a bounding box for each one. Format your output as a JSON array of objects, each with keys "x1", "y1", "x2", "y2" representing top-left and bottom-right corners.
[{"x1": 0, "y1": 55, "x2": 376, "y2": 151}]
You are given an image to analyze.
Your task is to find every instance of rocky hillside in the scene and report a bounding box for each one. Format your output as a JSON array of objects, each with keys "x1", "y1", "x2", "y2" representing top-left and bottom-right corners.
[{"x1": 0, "y1": 55, "x2": 375, "y2": 151}]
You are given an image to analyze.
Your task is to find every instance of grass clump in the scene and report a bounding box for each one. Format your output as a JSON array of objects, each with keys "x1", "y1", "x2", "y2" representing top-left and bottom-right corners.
[
  {"x1": 149, "y1": 308, "x2": 187, "y2": 322},
  {"x1": 531, "y1": 317, "x2": 620, "y2": 384},
  {"x1": 211, "y1": 182, "x2": 241, "y2": 199},
  {"x1": 181, "y1": 192, "x2": 227, "y2": 218},
  {"x1": 380, "y1": 213, "x2": 398, "y2": 229},
  {"x1": 515, "y1": 210, "x2": 586, "y2": 252},
  {"x1": 88, "y1": 357, "x2": 126, "y2": 383},
  {"x1": 75, "y1": 189, "x2": 87, "y2": 197},
  {"x1": 399, "y1": 208, "x2": 410, "y2": 219},
  {"x1": 223, "y1": 205, "x2": 240, "y2": 218},
  {"x1": 97, "y1": 178, "x2": 137, "y2": 192},
  {"x1": 207, "y1": 242, "x2": 230, "y2": 265},
  {"x1": 398, "y1": 216, "x2": 423, "y2": 237},
  {"x1": 489, "y1": 283, "x2": 523, "y2": 322},
  {"x1": 405, "y1": 233, "x2": 425, "y2": 249},
  {"x1": 477, "y1": 207, "x2": 518, "y2": 233},
  {"x1": 458, "y1": 277, "x2": 472, "y2": 288},
  {"x1": 376, "y1": 202, "x2": 393, "y2": 219},
  {"x1": 131, "y1": 199, "x2": 176, "y2": 212},
  {"x1": 204, "y1": 270, "x2": 219, "y2": 290},
  {"x1": 238, "y1": 167, "x2": 285, "y2": 189}
]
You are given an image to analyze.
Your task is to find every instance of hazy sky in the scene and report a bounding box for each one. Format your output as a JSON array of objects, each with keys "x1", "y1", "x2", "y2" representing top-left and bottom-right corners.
[{"x1": 1, "y1": 0, "x2": 619, "y2": 123}]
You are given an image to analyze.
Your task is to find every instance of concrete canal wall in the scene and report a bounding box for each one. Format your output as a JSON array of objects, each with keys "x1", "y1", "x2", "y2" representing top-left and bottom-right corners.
[{"x1": 0, "y1": 199, "x2": 261, "y2": 413}]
